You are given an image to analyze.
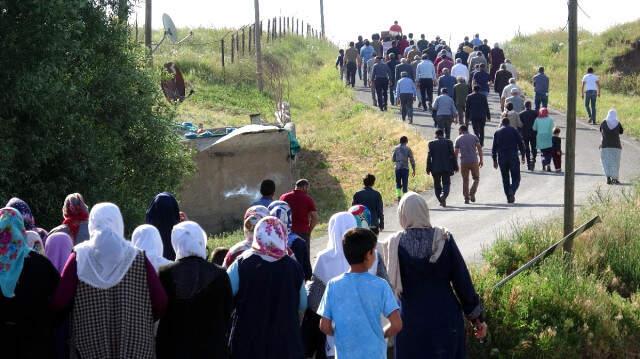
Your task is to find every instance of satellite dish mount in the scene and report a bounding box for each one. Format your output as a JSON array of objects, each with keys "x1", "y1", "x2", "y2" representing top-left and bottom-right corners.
[{"x1": 152, "y1": 14, "x2": 193, "y2": 53}]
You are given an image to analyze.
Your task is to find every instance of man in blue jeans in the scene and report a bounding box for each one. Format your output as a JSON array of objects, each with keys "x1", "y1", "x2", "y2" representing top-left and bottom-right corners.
[
  {"x1": 581, "y1": 67, "x2": 600, "y2": 124},
  {"x1": 392, "y1": 136, "x2": 416, "y2": 201},
  {"x1": 492, "y1": 117, "x2": 526, "y2": 203},
  {"x1": 532, "y1": 67, "x2": 549, "y2": 110}
]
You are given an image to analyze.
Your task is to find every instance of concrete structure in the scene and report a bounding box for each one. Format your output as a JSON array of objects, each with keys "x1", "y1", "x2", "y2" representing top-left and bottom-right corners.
[{"x1": 179, "y1": 125, "x2": 295, "y2": 234}]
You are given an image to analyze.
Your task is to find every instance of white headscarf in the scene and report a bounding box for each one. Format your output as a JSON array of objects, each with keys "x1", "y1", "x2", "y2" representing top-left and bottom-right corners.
[
  {"x1": 605, "y1": 108, "x2": 619, "y2": 130},
  {"x1": 171, "y1": 221, "x2": 208, "y2": 260},
  {"x1": 74, "y1": 203, "x2": 138, "y2": 289},
  {"x1": 313, "y1": 212, "x2": 357, "y2": 284},
  {"x1": 132, "y1": 224, "x2": 173, "y2": 272}
]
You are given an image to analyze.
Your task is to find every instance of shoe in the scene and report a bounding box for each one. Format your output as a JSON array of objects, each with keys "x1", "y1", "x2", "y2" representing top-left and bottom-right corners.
[
  {"x1": 545, "y1": 165, "x2": 551, "y2": 172},
  {"x1": 607, "y1": 177, "x2": 612, "y2": 185},
  {"x1": 612, "y1": 178, "x2": 621, "y2": 185},
  {"x1": 507, "y1": 195, "x2": 515, "y2": 203},
  {"x1": 556, "y1": 169, "x2": 562, "y2": 173},
  {"x1": 409, "y1": 119, "x2": 413, "y2": 124},
  {"x1": 441, "y1": 198, "x2": 447, "y2": 207},
  {"x1": 470, "y1": 194, "x2": 476, "y2": 203},
  {"x1": 464, "y1": 199, "x2": 470, "y2": 204}
]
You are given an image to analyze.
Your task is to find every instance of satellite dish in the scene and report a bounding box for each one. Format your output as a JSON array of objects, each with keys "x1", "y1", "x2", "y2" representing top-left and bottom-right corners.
[{"x1": 162, "y1": 14, "x2": 178, "y2": 44}]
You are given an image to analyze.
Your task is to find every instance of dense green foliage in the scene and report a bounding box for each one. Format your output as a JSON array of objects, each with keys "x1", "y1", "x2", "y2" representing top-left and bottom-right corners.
[
  {"x1": 0, "y1": 0, "x2": 193, "y2": 230},
  {"x1": 503, "y1": 19, "x2": 640, "y2": 137},
  {"x1": 469, "y1": 185, "x2": 640, "y2": 357}
]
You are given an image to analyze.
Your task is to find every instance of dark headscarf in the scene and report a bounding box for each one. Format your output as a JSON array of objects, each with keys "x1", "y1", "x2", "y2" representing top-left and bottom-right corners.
[
  {"x1": 6, "y1": 197, "x2": 48, "y2": 241},
  {"x1": 145, "y1": 192, "x2": 180, "y2": 260}
]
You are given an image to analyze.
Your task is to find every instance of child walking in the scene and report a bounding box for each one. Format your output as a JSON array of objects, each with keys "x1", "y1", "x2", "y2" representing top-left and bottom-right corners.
[
  {"x1": 552, "y1": 127, "x2": 563, "y2": 172},
  {"x1": 336, "y1": 49, "x2": 345, "y2": 81},
  {"x1": 318, "y1": 228, "x2": 402, "y2": 359}
]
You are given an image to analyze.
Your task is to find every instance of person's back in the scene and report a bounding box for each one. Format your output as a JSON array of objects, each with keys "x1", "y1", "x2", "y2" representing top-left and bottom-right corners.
[
  {"x1": 231, "y1": 255, "x2": 304, "y2": 358},
  {"x1": 427, "y1": 138, "x2": 456, "y2": 173},
  {"x1": 1, "y1": 252, "x2": 60, "y2": 359},
  {"x1": 466, "y1": 91, "x2": 489, "y2": 119},
  {"x1": 533, "y1": 71, "x2": 549, "y2": 93},
  {"x1": 454, "y1": 82, "x2": 469, "y2": 108},
  {"x1": 345, "y1": 47, "x2": 359, "y2": 65},
  {"x1": 455, "y1": 132, "x2": 481, "y2": 165},
  {"x1": 506, "y1": 95, "x2": 524, "y2": 113},
  {"x1": 473, "y1": 70, "x2": 490, "y2": 93},
  {"x1": 519, "y1": 108, "x2": 538, "y2": 137},
  {"x1": 493, "y1": 124, "x2": 522, "y2": 159},
  {"x1": 157, "y1": 257, "x2": 232, "y2": 359},
  {"x1": 280, "y1": 188, "x2": 316, "y2": 236},
  {"x1": 451, "y1": 62, "x2": 469, "y2": 81},
  {"x1": 387, "y1": 58, "x2": 399, "y2": 82},
  {"x1": 533, "y1": 116, "x2": 555, "y2": 150},
  {"x1": 392, "y1": 143, "x2": 414, "y2": 170},
  {"x1": 433, "y1": 93, "x2": 456, "y2": 116},
  {"x1": 353, "y1": 190, "x2": 383, "y2": 231},
  {"x1": 438, "y1": 74, "x2": 456, "y2": 97}
]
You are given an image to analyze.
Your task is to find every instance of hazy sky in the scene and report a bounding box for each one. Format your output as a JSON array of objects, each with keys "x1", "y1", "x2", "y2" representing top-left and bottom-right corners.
[{"x1": 133, "y1": 0, "x2": 640, "y2": 47}]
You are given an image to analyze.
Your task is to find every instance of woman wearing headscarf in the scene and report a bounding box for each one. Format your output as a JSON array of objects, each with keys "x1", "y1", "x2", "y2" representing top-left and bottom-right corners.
[
  {"x1": 305, "y1": 212, "x2": 388, "y2": 358},
  {"x1": 45, "y1": 233, "x2": 74, "y2": 274},
  {"x1": 379, "y1": 192, "x2": 486, "y2": 358},
  {"x1": 51, "y1": 203, "x2": 167, "y2": 359},
  {"x1": 600, "y1": 109, "x2": 624, "y2": 185},
  {"x1": 269, "y1": 201, "x2": 312, "y2": 280},
  {"x1": 25, "y1": 230, "x2": 45, "y2": 254},
  {"x1": 227, "y1": 216, "x2": 306, "y2": 359},
  {"x1": 222, "y1": 205, "x2": 270, "y2": 268},
  {"x1": 533, "y1": 107, "x2": 556, "y2": 172},
  {"x1": 0, "y1": 207, "x2": 60, "y2": 358},
  {"x1": 6, "y1": 197, "x2": 49, "y2": 241},
  {"x1": 156, "y1": 221, "x2": 233, "y2": 359},
  {"x1": 48, "y1": 193, "x2": 90, "y2": 244},
  {"x1": 146, "y1": 192, "x2": 181, "y2": 260},
  {"x1": 132, "y1": 224, "x2": 173, "y2": 272}
]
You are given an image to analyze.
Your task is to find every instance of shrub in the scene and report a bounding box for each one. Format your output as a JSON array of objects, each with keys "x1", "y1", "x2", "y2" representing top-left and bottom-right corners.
[{"x1": 0, "y1": 0, "x2": 193, "y2": 230}]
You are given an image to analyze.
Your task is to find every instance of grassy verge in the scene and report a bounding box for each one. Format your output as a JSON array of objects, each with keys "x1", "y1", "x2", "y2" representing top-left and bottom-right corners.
[
  {"x1": 151, "y1": 30, "x2": 429, "y2": 247},
  {"x1": 468, "y1": 184, "x2": 640, "y2": 357},
  {"x1": 503, "y1": 20, "x2": 640, "y2": 137}
]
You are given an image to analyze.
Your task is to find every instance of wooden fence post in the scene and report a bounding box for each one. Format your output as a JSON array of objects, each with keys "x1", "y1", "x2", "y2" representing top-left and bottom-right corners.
[{"x1": 231, "y1": 34, "x2": 235, "y2": 63}]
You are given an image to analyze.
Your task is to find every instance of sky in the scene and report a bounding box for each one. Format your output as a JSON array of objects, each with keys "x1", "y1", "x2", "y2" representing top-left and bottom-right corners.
[{"x1": 133, "y1": 0, "x2": 640, "y2": 47}]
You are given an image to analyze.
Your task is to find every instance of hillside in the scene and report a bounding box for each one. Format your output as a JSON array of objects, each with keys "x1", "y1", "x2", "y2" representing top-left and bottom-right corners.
[
  {"x1": 151, "y1": 29, "x2": 430, "y2": 241},
  {"x1": 503, "y1": 19, "x2": 640, "y2": 137}
]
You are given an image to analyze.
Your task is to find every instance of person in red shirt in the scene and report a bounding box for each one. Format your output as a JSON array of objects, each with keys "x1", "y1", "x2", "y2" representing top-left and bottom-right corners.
[
  {"x1": 279, "y1": 179, "x2": 319, "y2": 252},
  {"x1": 389, "y1": 20, "x2": 403, "y2": 37}
]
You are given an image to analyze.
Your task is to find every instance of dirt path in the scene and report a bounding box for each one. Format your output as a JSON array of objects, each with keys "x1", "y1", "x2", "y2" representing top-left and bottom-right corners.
[{"x1": 311, "y1": 78, "x2": 640, "y2": 263}]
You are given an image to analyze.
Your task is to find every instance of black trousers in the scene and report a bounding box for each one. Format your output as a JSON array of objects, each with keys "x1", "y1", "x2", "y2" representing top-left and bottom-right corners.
[
  {"x1": 375, "y1": 78, "x2": 389, "y2": 110},
  {"x1": 523, "y1": 135, "x2": 537, "y2": 166},
  {"x1": 419, "y1": 78, "x2": 434, "y2": 108},
  {"x1": 471, "y1": 118, "x2": 486, "y2": 146},
  {"x1": 388, "y1": 79, "x2": 396, "y2": 104},
  {"x1": 432, "y1": 172, "x2": 451, "y2": 200},
  {"x1": 345, "y1": 62, "x2": 357, "y2": 87},
  {"x1": 399, "y1": 93, "x2": 414, "y2": 121}
]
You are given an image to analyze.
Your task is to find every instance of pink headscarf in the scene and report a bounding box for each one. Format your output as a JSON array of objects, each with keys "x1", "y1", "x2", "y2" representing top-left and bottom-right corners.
[
  {"x1": 45, "y1": 233, "x2": 74, "y2": 274},
  {"x1": 244, "y1": 216, "x2": 288, "y2": 262}
]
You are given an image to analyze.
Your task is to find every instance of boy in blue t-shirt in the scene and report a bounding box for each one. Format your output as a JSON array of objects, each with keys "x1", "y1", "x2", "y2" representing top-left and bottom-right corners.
[{"x1": 318, "y1": 228, "x2": 402, "y2": 359}]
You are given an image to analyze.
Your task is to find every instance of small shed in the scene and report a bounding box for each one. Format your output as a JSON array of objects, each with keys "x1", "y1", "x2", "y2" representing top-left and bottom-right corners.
[{"x1": 179, "y1": 125, "x2": 295, "y2": 234}]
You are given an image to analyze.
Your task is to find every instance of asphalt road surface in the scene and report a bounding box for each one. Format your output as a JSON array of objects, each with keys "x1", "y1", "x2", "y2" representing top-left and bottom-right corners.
[{"x1": 311, "y1": 77, "x2": 640, "y2": 263}]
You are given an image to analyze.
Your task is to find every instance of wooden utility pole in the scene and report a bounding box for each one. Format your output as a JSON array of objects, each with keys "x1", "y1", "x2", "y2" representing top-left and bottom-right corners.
[
  {"x1": 144, "y1": 0, "x2": 152, "y2": 52},
  {"x1": 254, "y1": 0, "x2": 264, "y2": 91},
  {"x1": 563, "y1": 0, "x2": 578, "y2": 251},
  {"x1": 319, "y1": 0, "x2": 325, "y2": 38}
]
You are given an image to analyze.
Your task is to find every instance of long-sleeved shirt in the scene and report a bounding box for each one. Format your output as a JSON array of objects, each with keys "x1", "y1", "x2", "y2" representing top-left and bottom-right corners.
[
  {"x1": 360, "y1": 45, "x2": 375, "y2": 63},
  {"x1": 465, "y1": 92, "x2": 491, "y2": 120},
  {"x1": 396, "y1": 77, "x2": 417, "y2": 98},
  {"x1": 335, "y1": 54, "x2": 343, "y2": 67},
  {"x1": 453, "y1": 82, "x2": 469, "y2": 107},
  {"x1": 395, "y1": 63, "x2": 414, "y2": 83},
  {"x1": 433, "y1": 94, "x2": 458, "y2": 117},
  {"x1": 473, "y1": 71, "x2": 490, "y2": 93},
  {"x1": 371, "y1": 62, "x2": 390, "y2": 80},
  {"x1": 416, "y1": 60, "x2": 437, "y2": 79},
  {"x1": 519, "y1": 109, "x2": 538, "y2": 138},
  {"x1": 352, "y1": 187, "x2": 385, "y2": 229},
  {"x1": 451, "y1": 63, "x2": 469, "y2": 81},
  {"x1": 392, "y1": 144, "x2": 416, "y2": 170},
  {"x1": 492, "y1": 125, "x2": 525, "y2": 161},
  {"x1": 533, "y1": 72, "x2": 549, "y2": 93},
  {"x1": 437, "y1": 75, "x2": 457, "y2": 98}
]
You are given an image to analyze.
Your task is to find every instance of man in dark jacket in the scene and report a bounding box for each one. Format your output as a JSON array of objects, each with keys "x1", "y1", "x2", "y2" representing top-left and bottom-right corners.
[
  {"x1": 493, "y1": 64, "x2": 512, "y2": 96},
  {"x1": 455, "y1": 45, "x2": 469, "y2": 66},
  {"x1": 395, "y1": 58, "x2": 414, "y2": 84},
  {"x1": 492, "y1": 117, "x2": 526, "y2": 203},
  {"x1": 465, "y1": 85, "x2": 491, "y2": 146},
  {"x1": 519, "y1": 101, "x2": 538, "y2": 170},
  {"x1": 386, "y1": 53, "x2": 400, "y2": 105},
  {"x1": 352, "y1": 174, "x2": 384, "y2": 234},
  {"x1": 426, "y1": 129, "x2": 459, "y2": 207}
]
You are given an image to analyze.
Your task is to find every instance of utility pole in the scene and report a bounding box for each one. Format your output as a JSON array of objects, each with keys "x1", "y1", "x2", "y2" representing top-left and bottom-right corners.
[
  {"x1": 254, "y1": 0, "x2": 264, "y2": 91},
  {"x1": 563, "y1": 0, "x2": 578, "y2": 251},
  {"x1": 319, "y1": 0, "x2": 325, "y2": 38},
  {"x1": 145, "y1": 0, "x2": 152, "y2": 52}
]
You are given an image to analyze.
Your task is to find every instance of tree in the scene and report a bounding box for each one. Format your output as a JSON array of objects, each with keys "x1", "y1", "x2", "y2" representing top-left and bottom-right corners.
[{"x1": 0, "y1": 0, "x2": 193, "y2": 230}]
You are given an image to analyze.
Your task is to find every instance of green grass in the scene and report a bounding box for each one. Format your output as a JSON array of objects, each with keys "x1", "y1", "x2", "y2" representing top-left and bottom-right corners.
[
  {"x1": 503, "y1": 19, "x2": 640, "y2": 137},
  {"x1": 151, "y1": 29, "x2": 430, "y2": 244},
  {"x1": 470, "y1": 183, "x2": 640, "y2": 357}
]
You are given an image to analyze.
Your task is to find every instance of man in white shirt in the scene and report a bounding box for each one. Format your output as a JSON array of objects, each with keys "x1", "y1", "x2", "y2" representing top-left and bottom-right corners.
[
  {"x1": 451, "y1": 58, "x2": 469, "y2": 82},
  {"x1": 501, "y1": 78, "x2": 521, "y2": 111},
  {"x1": 416, "y1": 55, "x2": 437, "y2": 110},
  {"x1": 581, "y1": 67, "x2": 601, "y2": 124},
  {"x1": 504, "y1": 59, "x2": 518, "y2": 79}
]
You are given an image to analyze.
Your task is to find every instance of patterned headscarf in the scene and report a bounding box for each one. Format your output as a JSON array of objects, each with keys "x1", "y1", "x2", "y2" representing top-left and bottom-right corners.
[
  {"x1": 6, "y1": 198, "x2": 36, "y2": 231},
  {"x1": 269, "y1": 204, "x2": 292, "y2": 233},
  {"x1": 0, "y1": 207, "x2": 31, "y2": 298},
  {"x1": 25, "y1": 231, "x2": 44, "y2": 255},
  {"x1": 245, "y1": 216, "x2": 288, "y2": 262},
  {"x1": 243, "y1": 205, "x2": 270, "y2": 242},
  {"x1": 349, "y1": 205, "x2": 372, "y2": 229},
  {"x1": 62, "y1": 193, "x2": 89, "y2": 240}
]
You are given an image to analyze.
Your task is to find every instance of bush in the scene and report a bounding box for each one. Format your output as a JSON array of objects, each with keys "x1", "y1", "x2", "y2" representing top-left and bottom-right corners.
[{"x1": 0, "y1": 0, "x2": 193, "y2": 230}]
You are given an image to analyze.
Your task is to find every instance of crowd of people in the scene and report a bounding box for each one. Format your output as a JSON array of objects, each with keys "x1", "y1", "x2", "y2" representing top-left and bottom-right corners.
[{"x1": 337, "y1": 20, "x2": 626, "y2": 205}]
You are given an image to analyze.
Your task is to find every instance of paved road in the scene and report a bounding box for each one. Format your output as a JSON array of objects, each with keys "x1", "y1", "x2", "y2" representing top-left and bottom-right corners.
[{"x1": 311, "y1": 78, "x2": 640, "y2": 263}]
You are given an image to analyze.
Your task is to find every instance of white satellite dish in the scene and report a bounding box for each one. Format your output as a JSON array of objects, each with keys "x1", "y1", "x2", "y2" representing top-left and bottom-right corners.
[
  {"x1": 162, "y1": 13, "x2": 178, "y2": 44},
  {"x1": 152, "y1": 13, "x2": 193, "y2": 53}
]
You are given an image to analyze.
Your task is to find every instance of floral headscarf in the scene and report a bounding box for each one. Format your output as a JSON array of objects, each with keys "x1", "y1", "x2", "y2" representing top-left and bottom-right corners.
[
  {"x1": 269, "y1": 204, "x2": 292, "y2": 233},
  {"x1": 349, "y1": 205, "x2": 372, "y2": 229},
  {"x1": 6, "y1": 198, "x2": 36, "y2": 230},
  {"x1": 243, "y1": 205, "x2": 270, "y2": 242},
  {"x1": 0, "y1": 207, "x2": 31, "y2": 298},
  {"x1": 62, "y1": 193, "x2": 89, "y2": 240},
  {"x1": 244, "y1": 216, "x2": 288, "y2": 262}
]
